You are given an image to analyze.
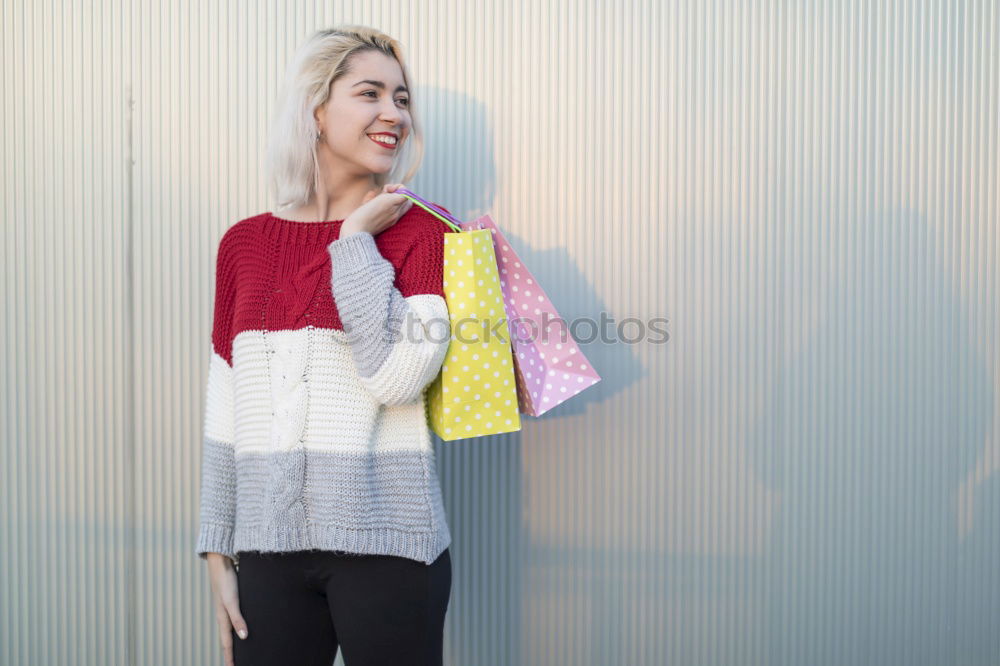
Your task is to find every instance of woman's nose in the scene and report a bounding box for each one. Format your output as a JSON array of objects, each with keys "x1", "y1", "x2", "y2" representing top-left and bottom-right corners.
[{"x1": 379, "y1": 103, "x2": 403, "y2": 123}]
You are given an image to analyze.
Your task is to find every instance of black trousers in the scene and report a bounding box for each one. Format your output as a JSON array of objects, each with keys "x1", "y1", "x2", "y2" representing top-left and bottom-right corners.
[{"x1": 232, "y1": 547, "x2": 451, "y2": 666}]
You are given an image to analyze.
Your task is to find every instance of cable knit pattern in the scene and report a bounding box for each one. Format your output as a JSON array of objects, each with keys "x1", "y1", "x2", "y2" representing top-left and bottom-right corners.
[{"x1": 195, "y1": 204, "x2": 454, "y2": 566}]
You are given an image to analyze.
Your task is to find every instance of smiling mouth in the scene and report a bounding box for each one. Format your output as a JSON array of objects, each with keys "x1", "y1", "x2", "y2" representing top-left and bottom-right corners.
[{"x1": 367, "y1": 134, "x2": 398, "y2": 149}]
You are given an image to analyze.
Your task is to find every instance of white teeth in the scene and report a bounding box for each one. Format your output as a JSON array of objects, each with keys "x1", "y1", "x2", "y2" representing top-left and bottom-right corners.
[{"x1": 370, "y1": 134, "x2": 397, "y2": 145}]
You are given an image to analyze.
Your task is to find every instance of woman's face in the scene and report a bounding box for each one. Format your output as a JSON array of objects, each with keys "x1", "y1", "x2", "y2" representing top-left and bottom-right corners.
[{"x1": 315, "y1": 50, "x2": 412, "y2": 176}]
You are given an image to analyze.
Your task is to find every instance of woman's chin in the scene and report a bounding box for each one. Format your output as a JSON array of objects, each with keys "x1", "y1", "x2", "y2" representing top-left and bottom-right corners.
[{"x1": 364, "y1": 160, "x2": 395, "y2": 175}]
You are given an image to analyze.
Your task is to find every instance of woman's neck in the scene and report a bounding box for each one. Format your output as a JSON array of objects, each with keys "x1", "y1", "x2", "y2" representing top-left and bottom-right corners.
[
  {"x1": 305, "y1": 161, "x2": 379, "y2": 222},
  {"x1": 277, "y1": 202, "x2": 345, "y2": 223},
  {"x1": 280, "y1": 187, "x2": 374, "y2": 223}
]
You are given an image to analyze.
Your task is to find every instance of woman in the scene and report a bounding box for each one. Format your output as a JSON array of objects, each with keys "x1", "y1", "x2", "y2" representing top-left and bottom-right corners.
[{"x1": 196, "y1": 26, "x2": 454, "y2": 666}]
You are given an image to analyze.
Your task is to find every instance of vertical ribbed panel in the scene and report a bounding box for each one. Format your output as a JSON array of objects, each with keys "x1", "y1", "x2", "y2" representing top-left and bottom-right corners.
[
  {"x1": 2, "y1": 1, "x2": 998, "y2": 665},
  {"x1": 2, "y1": 0, "x2": 134, "y2": 664}
]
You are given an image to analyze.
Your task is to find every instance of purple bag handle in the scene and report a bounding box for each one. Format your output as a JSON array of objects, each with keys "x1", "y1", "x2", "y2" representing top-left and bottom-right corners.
[{"x1": 395, "y1": 187, "x2": 463, "y2": 232}]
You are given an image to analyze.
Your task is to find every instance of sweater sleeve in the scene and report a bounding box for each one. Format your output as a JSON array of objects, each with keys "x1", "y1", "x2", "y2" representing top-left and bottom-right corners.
[
  {"x1": 327, "y1": 215, "x2": 451, "y2": 406},
  {"x1": 195, "y1": 229, "x2": 238, "y2": 563}
]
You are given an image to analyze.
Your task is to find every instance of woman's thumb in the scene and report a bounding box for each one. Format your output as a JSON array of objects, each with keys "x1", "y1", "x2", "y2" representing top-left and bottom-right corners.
[
  {"x1": 363, "y1": 189, "x2": 378, "y2": 204},
  {"x1": 227, "y1": 603, "x2": 249, "y2": 639}
]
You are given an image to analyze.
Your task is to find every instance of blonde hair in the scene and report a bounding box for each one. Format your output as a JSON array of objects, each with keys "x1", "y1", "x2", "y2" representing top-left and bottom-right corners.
[{"x1": 264, "y1": 25, "x2": 424, "y2": 212}]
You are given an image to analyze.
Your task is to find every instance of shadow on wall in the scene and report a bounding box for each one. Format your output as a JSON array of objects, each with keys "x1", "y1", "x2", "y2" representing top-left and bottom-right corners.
[
  {"x1": 745, "y1": 209, "x2": 995, "y2": 665},
  {"x1": 414, "y1": 86, "x2": 648, "y2": 419},
  {"x1": 408, "y1": 86, "x2": 649, "y2": 666}
]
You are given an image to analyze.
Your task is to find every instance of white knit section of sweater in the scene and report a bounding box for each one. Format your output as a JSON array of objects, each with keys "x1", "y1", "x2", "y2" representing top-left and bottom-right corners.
[
  {"x1": 204, "y1": 347, "x2": 235, "y2": 445},
  {"x1": 230, "y1": 294, "x2": 449, "y2": 457},
  {"x1": 355, "y1": 293, "x2": 451, "y2": 406}
]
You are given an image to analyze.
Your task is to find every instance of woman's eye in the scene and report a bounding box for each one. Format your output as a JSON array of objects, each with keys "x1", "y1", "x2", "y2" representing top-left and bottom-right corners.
[{"x1": 363, "y1": 91, "x2": 409, "y2": 106}]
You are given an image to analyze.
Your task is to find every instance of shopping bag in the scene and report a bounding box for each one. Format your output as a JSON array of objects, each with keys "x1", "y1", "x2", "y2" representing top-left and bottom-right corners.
[
  {"x1": 461, "y1": 215, "x2": 602, "y2": 416},
  {"x1": 398, "y1": 189, "x2": 522, "y2": 441},
  {"x1": 398, "y1": 189, "x2": 601, "y2": 417}
]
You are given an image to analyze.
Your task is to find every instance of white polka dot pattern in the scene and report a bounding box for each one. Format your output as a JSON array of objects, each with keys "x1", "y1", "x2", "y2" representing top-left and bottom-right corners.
[
  {"x1": 426, "y1": 229, "x2": 522, "y2": 440},
  {"x1": 462, "y1": 215, "x2": 602, "y2": 416}
]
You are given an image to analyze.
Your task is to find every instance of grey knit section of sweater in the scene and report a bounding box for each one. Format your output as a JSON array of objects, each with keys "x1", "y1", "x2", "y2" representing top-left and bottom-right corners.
[
  {"x1": 196, "y1": 436, "x2": 237, "y2": 560},
  {"x1": 327, "y1": 231, "x2": 412, "y2": 379},
  {"x1": 230, "y1": 447, "x2": 451, "y2": 566}
]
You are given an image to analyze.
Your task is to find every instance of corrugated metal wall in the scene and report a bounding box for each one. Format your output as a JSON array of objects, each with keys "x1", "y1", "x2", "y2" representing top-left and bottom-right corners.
[{"x1": 3, "y1": 1, "x2": 998, "y2": 664}]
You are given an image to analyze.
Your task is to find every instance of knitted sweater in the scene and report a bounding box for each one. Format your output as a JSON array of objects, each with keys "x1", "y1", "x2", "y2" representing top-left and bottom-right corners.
[{"x1": 195, "y1": 203, "x2": 454, "y2": 566}]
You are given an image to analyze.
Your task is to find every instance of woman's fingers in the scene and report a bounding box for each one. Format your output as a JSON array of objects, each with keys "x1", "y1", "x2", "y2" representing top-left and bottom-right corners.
[
  {"x1": 209, "y1": 561, "x2": 248, "y2": 666},
  {"x1": 222, "y1": 590, "x2": 249, "y2": 640},
  {"x1": 215, "y1": 603, "x2": 236, "y2": 666},
  {"x1": 215, "y1": 592, "x2": 246, "y2": 666},
  {"x1": 349, "y1": 184, "x2": 409, "y2": 235}
]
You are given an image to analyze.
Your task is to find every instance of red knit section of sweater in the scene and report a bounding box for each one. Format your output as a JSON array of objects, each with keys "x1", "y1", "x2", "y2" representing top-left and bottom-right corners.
[{"x1": 210, "y1": 202, "x2": 453, "y2": 366}]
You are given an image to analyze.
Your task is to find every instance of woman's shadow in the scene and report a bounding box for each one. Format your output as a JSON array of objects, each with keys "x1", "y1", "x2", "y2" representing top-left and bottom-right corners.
[
  {"x1": 407, "y1": 86, "x2": 648, "y2": 664},
  {"x1": 745, "y1": 208, "x2": 995, "y2": 665}
]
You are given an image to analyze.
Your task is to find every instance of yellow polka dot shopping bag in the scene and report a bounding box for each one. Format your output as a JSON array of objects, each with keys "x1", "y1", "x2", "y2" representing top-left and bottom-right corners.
[
  {"x1": 397, "y1": 188, "x2": 522, "y2": 441},
  {"x1": 399, "y1": 188, "x2": 602, "y2": 422}
]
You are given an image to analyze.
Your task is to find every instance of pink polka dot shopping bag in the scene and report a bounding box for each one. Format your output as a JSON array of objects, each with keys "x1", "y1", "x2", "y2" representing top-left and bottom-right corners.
[{"x1": 399, "y1": 189, "x2": 601, "y2": 430}]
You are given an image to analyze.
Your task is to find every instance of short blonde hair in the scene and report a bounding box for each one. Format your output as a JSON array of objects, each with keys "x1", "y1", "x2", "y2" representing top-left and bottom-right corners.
[{"x1": 264, "y1": 26, "x2": 424, "y2": 212}]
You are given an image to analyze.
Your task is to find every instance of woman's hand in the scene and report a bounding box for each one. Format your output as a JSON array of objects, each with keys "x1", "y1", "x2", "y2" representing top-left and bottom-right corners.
[
  {"x1": 339, "y1": 183, "x2": 414, "y2": 238},
  {"x1": 206, "y1": 552, "x2": 248, "y2": 666}
]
